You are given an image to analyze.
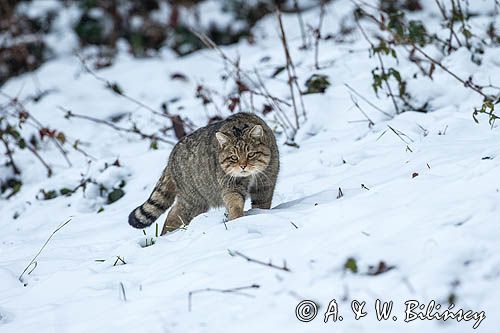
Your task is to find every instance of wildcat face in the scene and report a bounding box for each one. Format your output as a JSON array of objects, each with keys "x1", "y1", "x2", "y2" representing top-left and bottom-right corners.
[{"x1": 216, "y1": 125, "x2": 272, "y2": 177}]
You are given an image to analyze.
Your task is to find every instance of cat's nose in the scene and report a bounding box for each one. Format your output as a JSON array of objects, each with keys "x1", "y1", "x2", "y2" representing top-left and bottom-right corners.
[{"x1": 240, "y1": 165, "x2": 247, "y2": 170}]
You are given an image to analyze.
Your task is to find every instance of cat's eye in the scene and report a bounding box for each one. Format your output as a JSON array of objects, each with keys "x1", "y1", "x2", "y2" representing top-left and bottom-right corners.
[
  {"x1": 230, "y1": 155, "x2": 238, "y2": 162},
  {"x1": 248, "y1": 152, "x2": 256, "y2": 158}
]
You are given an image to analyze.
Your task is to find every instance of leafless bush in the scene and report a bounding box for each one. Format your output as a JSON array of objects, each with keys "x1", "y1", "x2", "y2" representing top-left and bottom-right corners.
[
  {"x1": 351, "y1": 0, "x2": 500, "y2": 124},
  {"x1": 190, "y1": 26, "x2": 306, "y2": 147}
]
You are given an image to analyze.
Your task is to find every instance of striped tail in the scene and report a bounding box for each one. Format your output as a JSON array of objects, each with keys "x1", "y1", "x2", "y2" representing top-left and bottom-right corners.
[{"x1": 128, "y1": 168, "x2": 176, "y2": 229}]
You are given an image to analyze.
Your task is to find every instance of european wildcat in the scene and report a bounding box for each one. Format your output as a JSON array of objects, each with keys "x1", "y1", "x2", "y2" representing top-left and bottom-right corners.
[{"x1": 128, "y1": 112, "x2": 279, "y2": 235}]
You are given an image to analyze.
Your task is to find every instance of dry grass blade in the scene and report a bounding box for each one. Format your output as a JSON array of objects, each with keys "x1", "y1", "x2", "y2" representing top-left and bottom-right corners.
[
  {"x1": 387, "y1": 125, "x2": 414, "y2": 144},
  {"x1": 19, "y1": 218, "x2": 72, "y2": 285},
  {"x1": 344, "y1": 83, "x2": 392, "y2": 118}
]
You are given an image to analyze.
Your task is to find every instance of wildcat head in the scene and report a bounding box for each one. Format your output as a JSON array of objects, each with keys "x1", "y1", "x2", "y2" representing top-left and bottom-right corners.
[{"x1": 216, "y1": 124, "x2": 271, "y2": 177}]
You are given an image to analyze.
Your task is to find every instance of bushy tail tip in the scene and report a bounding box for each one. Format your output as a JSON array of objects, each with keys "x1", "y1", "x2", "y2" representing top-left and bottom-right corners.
[{"x1": 128, "y1": 207, "x2": 154, "y2": 229}]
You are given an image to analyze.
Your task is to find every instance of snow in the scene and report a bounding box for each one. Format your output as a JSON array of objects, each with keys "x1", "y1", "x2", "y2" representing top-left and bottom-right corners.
[{"x1": 1, "y1": 1, "x2": 500, "y2": 332}]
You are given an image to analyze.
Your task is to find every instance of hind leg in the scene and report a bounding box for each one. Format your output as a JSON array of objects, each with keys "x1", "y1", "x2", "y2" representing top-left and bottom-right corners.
[{"x1": 161, "y1": 199, "x2": 207, "y2": 235}]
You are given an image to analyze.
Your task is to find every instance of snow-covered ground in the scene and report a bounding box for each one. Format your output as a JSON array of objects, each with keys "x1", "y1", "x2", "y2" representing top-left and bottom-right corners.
[{"x1": 1, "y1": 0, "x2": 499, "y2": 332}]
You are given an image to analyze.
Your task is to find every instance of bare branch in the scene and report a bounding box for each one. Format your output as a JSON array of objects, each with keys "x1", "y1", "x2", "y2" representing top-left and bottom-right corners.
[
  {"x1": 25, "y1": 143, "x2": 53, "y2": 177},
  {"x1": 0, "y1": 91, "x2": 72, "y2": 167},
  {"x1": 190, "y1": 27, "x2": 300, "y2": 143},
  {"x1": 355, "y1": 4, "x2": 497, "y2": 101},
  {"x1": 293, "y1": 0, "x2": 309, "y2": 49},
  {"x1": 0, "y1": 134, "x2": 21, "y2": 175},
  {"x1": 277, "y1": 10, "x2": 300, "y2": 129},
  {"x1": 344, "y1": 83, "x2": 392, "y2": 117},
  {"x1": 188, "y1": 284, "x2": 260, "y2": 312},
  {"x1": 229, "y1": 250, "x2": 292, "y2": 272},
  {"x1": 353, "y1": 16, "x2": 401, "y2": 114},
  {"x1": 314, "y1": 1, "x2": 327, "y2": 69},
  {"x1": 349, "y1": 93, "x2": 374, "y2": 127},
  {"x1": 276, "y1": 10, "x2": 307, "y2": 123},
  {"x1": 76, "y1": 54, "x2": 175, "y2": 121},
  {"x1": 59, "y1": 107, "x2": 175, "y2": 145}
]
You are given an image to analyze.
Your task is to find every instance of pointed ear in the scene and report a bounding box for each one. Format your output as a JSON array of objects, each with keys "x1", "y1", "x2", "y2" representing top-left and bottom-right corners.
[
  {"x1": 249, "y1": 125, "x2": 263, "y2": 139},
  {"x1": 216, "y1": 132, "x2": 230, "y2": 147}
]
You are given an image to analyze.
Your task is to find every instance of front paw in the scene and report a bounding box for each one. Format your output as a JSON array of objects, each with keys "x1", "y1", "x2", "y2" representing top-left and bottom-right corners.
[
  {"x1": 227, "y1": 207, "x2": 244, "y2": 220},
  {"x1": 228, "y1": 212, "x2": 244, "y2": 220}
]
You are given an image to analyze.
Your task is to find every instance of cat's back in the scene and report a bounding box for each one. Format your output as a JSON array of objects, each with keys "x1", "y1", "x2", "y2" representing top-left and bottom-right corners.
[
  {"x1": 167, "y1": 117, "x2": 228, "y2": 180},
  {"x1": 169, "y1": 119, "x2": 219, "y2": 162},
  {"x1": 173, "y1": 112, "x2": 270, "y2": 151},
  {"x1": 169, "y1": 112, "x2": 276, "y2": 169}
]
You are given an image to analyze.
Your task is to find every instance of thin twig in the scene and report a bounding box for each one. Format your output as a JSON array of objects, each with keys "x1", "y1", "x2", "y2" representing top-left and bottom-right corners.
[
  {"x1": 434, "y1": 0, "x2": 448, "y2": 20},
  {"x1": 229, "y1": 250, "x2": 291, "y2": 272},
  {"x1": 59, "y1": 107, "x2": 175, "y2": 145},
  {"x1": 446, "y1": 0, "x2": 463, "y2": 52},
  {"x1": 189, "y1": 27, "x2": 299, "y2": 142},
  {"x1": 113, "y1": 256, "x2": 126, "y2": 266},
  {"x1": 314, "y1": 1, "x2": 327, "y2": 69},
  {"x1": 0, "y1": 134, "x2": 21, "y2": 174},
  {"x1": 276, "y1": 10, "x2": 307, "y2": 122},
  {"x1": 253, "y1": 69, "x2": 295, "y2": 135},
  {"x1": 413, "y1": 46, "x2": 488, "y2": 98},
  {"x1": 0, "y1": 91, "x2": 72, "y2": 167},
  {"x1": 76, "y1": 53, "x2": 173, "y2": 120},
  {"x1": 243, "y1": 87, "x2": 292, "y2": 107},
  {"x1": 349, "y1": 93, "x2": 374, "y2": 127},
  {"x1": 344, "y1": 83, "x2": 392, "y2": 117},
  {"x1": 188, "y1": 284, "x2": 260, "y2": 312},
  {"x1": 387, "y1": 125, "x2": 414, "y2": 144},
  {"x1": 293, "y1": 0, "x2": 309, "y2": 49},
  {"x1": 119, "y1": 282, "x2": 127, "y2": 302},
  {"x1": 356, "y1": 4, "x2": 496, "y2": 100},
  {"x1": 353, "y1": 16, "x2": 401, "y2": 114},
  {"x1": 277, "y1": 10, "x2": 300, "y2": 129},
  {"x1": 71, "y1": 140, "x2": 97, "y2": 161},
  {"x1": 26, "y1": 143, "x2": 53, "y2": 177}
]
